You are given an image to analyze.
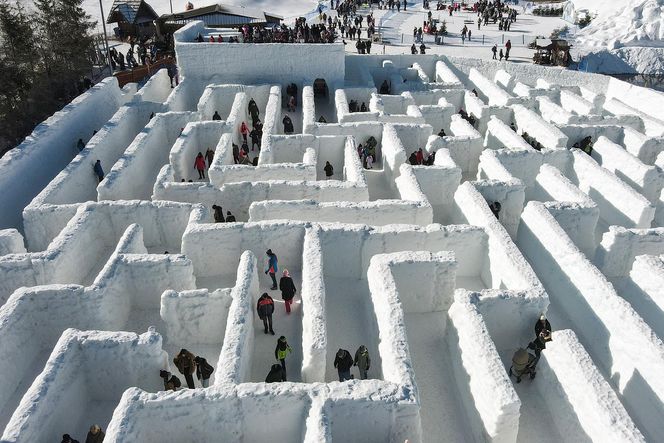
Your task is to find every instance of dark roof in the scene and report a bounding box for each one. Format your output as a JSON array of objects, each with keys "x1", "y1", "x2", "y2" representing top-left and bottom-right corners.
[
  {"x1": 107, "y1": 0, "x2": 159, "y2": 24},
  {"x1": 160, "y1": 3, "x2": 283, "y2": 25}
]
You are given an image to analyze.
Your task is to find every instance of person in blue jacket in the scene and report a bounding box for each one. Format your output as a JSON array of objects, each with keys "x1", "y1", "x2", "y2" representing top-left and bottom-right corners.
[{"x1": 265, "y1": 249, "x2": 278, "y2": 290}]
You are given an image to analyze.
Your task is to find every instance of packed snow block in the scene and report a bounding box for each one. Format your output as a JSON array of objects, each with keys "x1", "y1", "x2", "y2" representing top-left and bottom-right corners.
[
  {"x1": 559, "y1": 89, "x2": 598, "y2": 115},
  {"x1": 622, "y1": 127, "x2": 664, "y2": 165},
  {"x1": 419, "y1": 103, "x2": 456, "y2": 135},
  {"x1": 444, "y1": 115, "x2": 483, "y2": 177},
  {"x1": 1, "y1": 328, "x2": 166, "y2": 443},
  {"x1": 132, "y1": 68, "x2": 173, "y2": 104},
  {"x1": 533, "y1": 164, "x2": 600, "y2": 257},
  {"x1": 214, "y1": 150, "x2": 318, "y2": 186},
  {"x1": 591, "y1": 136, "x2": 664, "y2": 203},
  {"x1": 322, "y1": 393, "x2": 418, "y2": 443},
  {"x1": 0, "y1": 229, "x2": 26, "y2": 256},
  {"x1": 263, "y1": 134, "x2": 348, "y2": 177},
  {"x1": 568, "y1": 149, "x2": 655, "y2": 228},
  {"x1": 0, "y1": 77, "x2": 128, "y2": 231},
  {"x1": 594, "y1": 226, "x2": 664, "y2": 278},
  {"x1": 249, "y1": 199, "x2": 433, "y2": 226},
  {"x1": 197, "y1": 84, "x2": 272, "y2": 123},
  {"x1": 447, "y1": 294, "x2": 520, "y2": 443},
  {"x1": 22, "y1": 203, "x2": 81, "y2": 254},
  {"x1": 537, "y1": 330, "x2": 645, "y2": 442},
  {"x1": 468, "y1": 68, "x2": 519, "y2": 108},
  {"x1": 163, "y1": 78, "x2": 203, "y2": 112},
  {"x1": 98, "y1": 111, "x2": 197, "y2": 201},
  {"x1": 484, "y1": 116, "x2": 532, "y2": 151},
  {"x1": 106, "y1": 385, "x2": 314, "y2": 443},
  {"x1": 479, "y1": 148, "x2": 541, "y2": 191},
  {"x1": 302, "y1": 85, "x2": 316, "y2": 133},
  {"x1": 517, "y1": 201, "x2": 664, "y2": 441},
  {"x1": 512, "y1": 104, "x2": 568, "y2": 150},
  {"x1": 536, "y1": 96, "x2": 581, "y2": 125},
  {"x1": 381, "y1": 124, "x2": 408, "y2": 183},
  {"x1": 336, "y1": 88, "x2": 380, "y2": 123},
  {"x1": 477, "y1": 149, "x2": 518, "y2": 182},
  {"x1": 474, "y1": 289, "x2": 548, "y2": 353},
  {"x1": 493, "y1": 70, "x2": 514, "y2": 92},
  {"x1": 558, "y1": 123, "x2": 623, "y2": 149},
  {"x1": 170, "y1": 121, "x2": 229, "y2": 181},
  {"x1": 216, "y1": 251, "x2": 259, "y2": 384},
  {"x1": 300, "y1": 228, "x2": 327, "y2": 383},
  {"x1": 627, "y1": 255, "x2": 664, "y2": 338},
  {"x1": 410, "y1": 151, "x2": 462, "y2": 224},
  {"x1": 182, "y1": 221, "x2": 305, "y2": 281},
  {"x1": 452, "y1": 182, "x2": 541, "y2": 291},
  {"x1": 464, "y1": 91, "x2": 513, "y2": 135},
  {"x1": 174, "y1": 23, "x2": 345, "y2": 85},
  {"x1": 373, "y1": 251, "x2": 457, "y2": 314},
  {"x1": 471, "y1": 179, "x2": 526, "y2": 241},
  {"x1": 28, "y1": 100, "x2": 162, "y2": 215},
  {"x1": 603, "y1": 97, "x2": 664, "y2": 137}
]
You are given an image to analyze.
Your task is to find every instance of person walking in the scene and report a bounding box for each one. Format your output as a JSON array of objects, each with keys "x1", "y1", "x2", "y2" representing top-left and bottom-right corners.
[
  {"x1": 232, "y1": 143, "x2": 240, "y2": 164},
  {"x1": 265, "y1": 249, "x2": 279, "y2": 289},
  {"x1": 77, "y1": 138, "x2": 85, "y2": 152},
  {"x1": 492, "y1": 44, "x2": 497, "y2": 59},
  {"x1": 275, "y1": 336, "x2": 293, "y2": 381},
  {"x1": 265, "y1": 363, "x2": 285, "y2": 382},
  {"x1": 240, "y1": 121, "x2": 249, "y2": 143},
  {"x1": 173, "y1": 348, "x2": 197, "y2": 389},
  {"x1": 212, "y1": 205, "x2": 225, "y2": 222},
  {"x1": 93, "y1": 160, "x2": 104, "y2": 183},
  {"x1": 324, "y1": 161, "x2": 334, "y2": 179},
  {"x1": 354, "y1": 345, "x2": 371, "y2": 380},
  {"x1": 194, "y1": 152, "x2": 206, "y2": 179},
  {"x1": 194, "y1": 356, "x2": 214, "y2": 388},
  {"x1": 499, "y1": 48, "x2": 504, "y2": 61},
  {"x1": 159, "y1": 369, "x2": 181, "y2": 391},
  {"x1": 279, "y1": 269, "x2": 297, "y2": 314},
  {"x1": 334, "y1": 348, "x2": 354, "y2": 381},
  {"x1": 212, "y1": 110, "x2": 222, "y2": 120},
  {"x1": 257, "y1": 292, "x2": 275, "y2": 335},
  {"x1": 205, "y1": 148, "x2": 215, "y2": 168},
  {"x1": 283, "y1": 115, "x2": 294, "y2": 134},
  {"x1": 167, "y1": 58, "x2": 179, "y2": 88},
  {"x1": 85, "y1": 425, "x2": 104, "y2": 443}
]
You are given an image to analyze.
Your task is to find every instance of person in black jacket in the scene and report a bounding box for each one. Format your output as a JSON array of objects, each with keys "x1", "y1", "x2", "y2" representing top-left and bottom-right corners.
[
  {"x1": 194, "y1": 356, "x2": 214, "y2": 388},
  {"x1": 324, "y1": 161, "x2": 334, "y2": 179},
  {"x1": 282, "y1": 115, "x2": 294, "y2": 134},
  {"x1": 257, "y1": 292, "x2": 275, "y2": 334},
  {"x1": 279, "y1": 269, "x2": 297, "y2": 314},
  {"x1": 225, "y1": 210, "x2": 236, "y2": 222},
  {"x1": 535, "y1": 313, "x2": 552, "y2": 338},
  {"x1": 212, "y1": 205, "x2": 225, "y2": 223},
  {"x1": 265, "y1": 363, "x2": 285, "y2": 382},
  {"x1": 212, "y1": 110, "x2": 221, "y2": 120},
  {"x1": 62, "y1": 434, "x2": 80, "y2": 443},
  {"x1": 334, "y1": 348, "x2": 354, "y2": 381},
  {"x1": 159, "y1": 370, "x2": 181, "y2": 391}
]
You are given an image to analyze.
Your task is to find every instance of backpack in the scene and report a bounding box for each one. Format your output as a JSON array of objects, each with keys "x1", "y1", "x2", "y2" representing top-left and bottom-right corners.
[
  {"x1": 170, "y1": 375, "x2": 181, "y2": 389},
  {"x1": 200, "y1": 360, "x2": 215, "y2": 379}
]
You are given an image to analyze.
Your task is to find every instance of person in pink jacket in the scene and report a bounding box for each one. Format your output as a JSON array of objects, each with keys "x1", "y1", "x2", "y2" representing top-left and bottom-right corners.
[
  {"x1": 194, "y1": 152, "x2": 206, "y2": 179},
  {"x1": 240, "y1": 121, "x2": 249, "y2": 143}
]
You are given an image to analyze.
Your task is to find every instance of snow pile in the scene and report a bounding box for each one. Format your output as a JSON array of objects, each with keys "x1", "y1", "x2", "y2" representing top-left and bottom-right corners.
[{"x1": 576, "y1": 0, "x2": 664, "y2": 73}]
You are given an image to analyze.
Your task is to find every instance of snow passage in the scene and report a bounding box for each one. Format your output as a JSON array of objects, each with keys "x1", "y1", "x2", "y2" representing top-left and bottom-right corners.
[{"x1": 2, "y1": 19, "x2": 664, "y2": 443}]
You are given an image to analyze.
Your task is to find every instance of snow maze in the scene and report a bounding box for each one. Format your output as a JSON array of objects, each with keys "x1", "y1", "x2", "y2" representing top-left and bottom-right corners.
[{"x1": 3, "y1": 20, "x2": 664, "y2": 442}]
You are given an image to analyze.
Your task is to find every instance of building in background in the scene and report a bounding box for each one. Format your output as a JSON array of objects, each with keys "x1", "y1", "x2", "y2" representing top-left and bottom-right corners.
[
  {"x1": 157, "y1": 3, "x2": 282, "y2": 34},
  {"x1": 107, "y1": 0, "x2": 160, "y2": 38}
]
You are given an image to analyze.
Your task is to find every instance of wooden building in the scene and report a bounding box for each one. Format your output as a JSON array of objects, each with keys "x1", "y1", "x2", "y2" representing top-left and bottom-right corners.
[
  {"x1": 107, "y1": 0, "x2": 159, "y2": 38},
  {"x1": 157, "y1": 3, "x2": 282, "y2": 33}
]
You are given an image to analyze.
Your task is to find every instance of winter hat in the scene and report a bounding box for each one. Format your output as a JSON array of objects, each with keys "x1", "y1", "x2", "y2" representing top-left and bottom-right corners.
[
  {"x1": 283, "y1": 269, "x2": 290, "y2": 277},
  {"x1": 540, "y1": 313, "x2": 546, "y2": 321},
  {"x1": 337, "y1": 349, "x2": 345, "y2": 358},
  {"x1": 90, "y1": 425, "x2": 101, "y2": 434},
  {"x1": 227, "y1": 211, "x2": 232, "y2": 215},
  {"x1": 266, "y1": 249, "x2": 273, "y2": 255},
  {"x1": 261, "y1": 292, "x2": 268, "y2": 297},
  {"x1": 159, "y1": 370, "x2": 170, "y2": 378},
  {"x1": 279, "y1": 336, "x2": 286, "y2": 342}
]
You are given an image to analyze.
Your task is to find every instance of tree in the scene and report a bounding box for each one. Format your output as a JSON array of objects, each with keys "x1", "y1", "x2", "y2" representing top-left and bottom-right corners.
[{"x1": 0, "y1": 1, "x2": 38, "y2": 152}]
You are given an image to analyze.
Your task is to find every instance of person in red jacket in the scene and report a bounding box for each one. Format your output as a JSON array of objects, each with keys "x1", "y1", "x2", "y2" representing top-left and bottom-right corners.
[
  {"x1": 415, "y1": 148, "x2": 424, "y2": 165},
  {"x1": 194, "y1": 152, "x2": 206, "y2": 179},
  {"x1": 240, "y1": 121, "x2": 249, "y2": 143}
]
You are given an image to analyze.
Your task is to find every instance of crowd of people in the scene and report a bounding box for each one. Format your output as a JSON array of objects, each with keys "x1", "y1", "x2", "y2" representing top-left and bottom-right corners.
[
  {"x1": 357, "y1": 136, "x2": 379, "y2": 169},
  {"x1": 160, "y1": 348, "x2": 215, "y2": 390},
  {"x1": 60, "y1": 425, "x2": 105, "y2": 443}
]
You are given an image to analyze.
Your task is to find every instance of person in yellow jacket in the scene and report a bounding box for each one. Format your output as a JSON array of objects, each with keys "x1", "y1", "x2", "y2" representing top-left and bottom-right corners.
[{"x1": 275, "y1": 336, "x2": 293, "y2": 381}]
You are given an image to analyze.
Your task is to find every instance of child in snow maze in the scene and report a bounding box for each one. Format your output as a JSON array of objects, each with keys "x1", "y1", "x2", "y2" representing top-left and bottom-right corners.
[
  {"x1": 275, "y1": 336, "x2": 293, "y2": 381},
  {"x1": 159, "y1": 369, "x2": 181, "y2": 391},
  {"x1": 354, "y1": 345, "x2": 371, "y2": 379},
  {"x1": 257, "y1": 292, "x2": 275, "y2": 335},
  {"x1": 334, "y1": 348, "x2": 354, "y2": 381},
  {"x1": 265, "y1": 363, "x2": 286, "y2": 382},
  {"x1": 265, "y1": 249, "x2": 279, "y2": 289}
]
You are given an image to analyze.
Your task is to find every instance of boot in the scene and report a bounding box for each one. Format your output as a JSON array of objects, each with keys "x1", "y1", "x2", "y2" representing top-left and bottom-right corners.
[{"x1": 270, "y1": 329, "x2": 275, "y2": 335}]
